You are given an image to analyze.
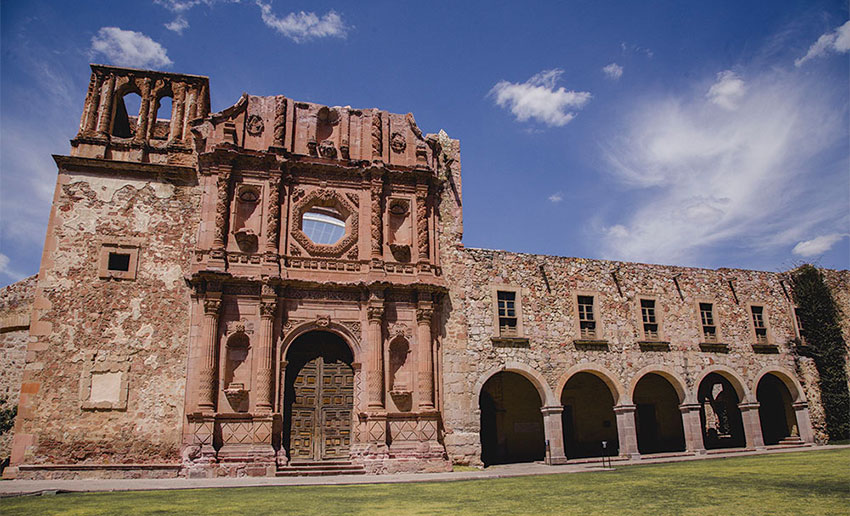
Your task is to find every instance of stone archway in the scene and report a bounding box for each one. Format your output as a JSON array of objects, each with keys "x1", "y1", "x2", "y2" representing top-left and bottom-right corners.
[
  {"x1": 757, "y1": 373, "x2": 800, "y2": 445},
  {"x1": 282, "y1": 330, "x2": 355, "y2": 462},
  {"x1": 479, "y1": 371, "x2": 546, "y2": 466},
  {"x1": 560, "y1": 372, "x2": 619, "y2": 458},
  {"x1": 633, "y1": 373, "x2": 686, "y2": 454},
  {"x1": 698, "y1": 372, "x2": 746, "y2": 449}
]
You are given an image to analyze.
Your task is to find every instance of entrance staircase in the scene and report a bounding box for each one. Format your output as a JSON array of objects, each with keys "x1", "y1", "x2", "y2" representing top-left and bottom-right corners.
[
  {"x1": 774, "y1": 436, "x2": 807, "y2": 447},
  {"x1": 275, "y1": 460, "x2": 367, "y2": 477}
]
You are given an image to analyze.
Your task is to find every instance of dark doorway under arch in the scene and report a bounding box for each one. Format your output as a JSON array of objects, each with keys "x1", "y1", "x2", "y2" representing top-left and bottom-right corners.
[
  {"x1": 561, "y1": 373, "x2": 618, "y2": 458},
  {"x1": 698, "y1": 373, "x2": 746, "y2": 449},
  {"x1": 757, "y1": 374, "x2": 799, "y2": 445},
  {"x1": 479, "y1": 371, "x2": 545, "y2": 466},
  {"x1": 283, "y1": 331, "x2": 354, "y2": 461},
  {"x1": 633, "y1": 373, "x2": 686, "y2": 454}
]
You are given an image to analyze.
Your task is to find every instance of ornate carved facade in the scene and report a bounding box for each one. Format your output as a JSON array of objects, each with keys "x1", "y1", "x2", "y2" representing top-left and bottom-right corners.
[{"x1": 2, "y1": 64, "x2": 846, "y2": 479}]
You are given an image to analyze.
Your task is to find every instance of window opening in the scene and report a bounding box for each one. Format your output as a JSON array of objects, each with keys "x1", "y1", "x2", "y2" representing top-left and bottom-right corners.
[
  {"x1": 700, "y1": 303, "x2": 716, "y2": 342},
  {"x1": 497, "y1": 291, "x2": 517, "y2": 337},
  {"x1": 302, "y1": 207, "x2": 346, "y2": 245},
  {"x1": 112, "y1": 92, "x2": 141, "y2": 138},
  {"x1": 641, "y1": 299, "x2": 658, "y2": 340},
  {"x1": 751, "y1": 306, "x2": 767, "y2": 343},
  {"x1": 578, "y1": 295, "x2": 596, "y2": 339},
  {"x1": 107, "y1": 252, "x2": 131, "y2": 272}
]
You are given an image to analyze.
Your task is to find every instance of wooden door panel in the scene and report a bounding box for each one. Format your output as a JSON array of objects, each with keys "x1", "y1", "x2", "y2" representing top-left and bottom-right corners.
[{"x1": 291, "y1": 356, "x2": 353, "y2": 461}]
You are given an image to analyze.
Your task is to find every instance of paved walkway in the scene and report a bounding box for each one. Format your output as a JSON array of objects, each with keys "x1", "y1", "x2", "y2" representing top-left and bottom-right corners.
[{"x1": 0, "y1": 445, "x2": 844, "y2": 497}]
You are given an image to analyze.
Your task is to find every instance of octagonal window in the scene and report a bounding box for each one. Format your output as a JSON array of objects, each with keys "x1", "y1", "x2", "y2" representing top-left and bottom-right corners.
[{"x1": 302, "y1": 207, "x2": 346, "y2": 245}]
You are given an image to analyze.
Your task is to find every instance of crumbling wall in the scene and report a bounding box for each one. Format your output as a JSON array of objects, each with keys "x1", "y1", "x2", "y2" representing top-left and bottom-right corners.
[{"x1": 9, "y1": 167, "x2": 201, "y2": 477}]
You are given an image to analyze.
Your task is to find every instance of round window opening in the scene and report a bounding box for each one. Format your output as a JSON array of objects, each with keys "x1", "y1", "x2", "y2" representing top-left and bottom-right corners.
[{"x1": 302, "y1": 206, "x2": 346, "y2": 245}]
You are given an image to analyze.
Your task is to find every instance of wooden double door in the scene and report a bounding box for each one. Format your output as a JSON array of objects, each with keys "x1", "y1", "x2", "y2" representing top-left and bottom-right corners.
[{"x1": 289, "y1": 355, "x2": 354, "y2": 461}]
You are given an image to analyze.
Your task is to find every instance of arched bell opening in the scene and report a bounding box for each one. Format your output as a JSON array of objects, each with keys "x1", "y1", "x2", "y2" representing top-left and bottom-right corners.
[
  {"x1": 479, "y1": 371, "x2": 545, "y2": 466},
  {"x1": 757, "y1": 373, "x2": 799, "y2": 445},
  {"x1": 633, "y1": 373, "x2": 686, "y2": 454},
  {"x1": 560, "y1": 372, "x2": 618, "y2": 458},
  {"x1": 282, "y1": 330, "x2": 354, "y2": 462},
  {"x1": 698, "y1": 373, "x2": 746, "y2": 449}
]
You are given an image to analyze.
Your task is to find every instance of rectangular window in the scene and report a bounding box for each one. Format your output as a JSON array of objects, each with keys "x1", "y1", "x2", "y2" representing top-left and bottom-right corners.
[
  {"x1": 751, "y1": 306, "x2": 767, "y2": 343},
  {"x1": 578, "y1": 295, "x2": 597, "y2": 339},
  {"x1": 497, "y1": 291, "x2": 517, "y2": 337},
  {"x1": 699, "y1": 302, "x2": 716, "y2": 342},
  {"x1": 641, "y1": 299, "x2": 659, "y2": 340},
  {"x1": 107, "y1": 252, "x2": 131, "y2": 272}
]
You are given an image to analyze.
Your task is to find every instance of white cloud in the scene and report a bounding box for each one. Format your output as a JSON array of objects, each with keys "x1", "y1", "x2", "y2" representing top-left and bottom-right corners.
[
  {"x1": 548, "y1": 192, "x2": 563, "y2": 203},
  {"x1": 0, "y1": 253, "x2": 24, "y2": 282},
  {"x1": 90, "y1": 27, "x2": 173, "y2": 68},
  {"x1": 795, "y1": 20, "x2": 850, "y2": 66},
  {"x1": 706, "y1": 70, "x2": 746, "y2": 110},
  {"x1": 602, "y1": 63, "x2": 623, "y2": 80},
  {"x1": 792, "y1": 233, "x2": 847, "y2": 257},
  {"x1": 490, "y1": 69, "x2": 591, "y2": 127},
  {"x1": 165, "y1": 16, "x2": 190, "y2": 34},
  {"x1": 598, "y1": 67, "x2": 848, "y2": 266},
  {"x1": 256, "y1": 1, "x2": 349, "y2": 43}
]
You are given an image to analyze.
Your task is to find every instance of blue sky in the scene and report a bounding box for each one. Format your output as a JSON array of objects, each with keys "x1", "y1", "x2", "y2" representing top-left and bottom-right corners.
[{"x1": 1, "y1": 0, "x2": 848, "y2": 286}]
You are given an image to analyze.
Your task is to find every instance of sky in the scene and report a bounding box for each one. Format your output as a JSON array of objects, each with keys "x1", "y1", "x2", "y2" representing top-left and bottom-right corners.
[{"x1": 1, "y1": 0, "x2": 848, "y2": 287}]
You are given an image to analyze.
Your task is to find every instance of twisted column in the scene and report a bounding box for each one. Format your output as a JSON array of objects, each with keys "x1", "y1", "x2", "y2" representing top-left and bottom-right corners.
[
  {"x1": 255, "y1": 296, "x2": 277, "y2": 412},
  {"x1": 198, "y1": 296, "x2": 221, "y2": 412},
  {"x1": 266, "y1": 176, "x2": 281, "y2": 255},
  {"x1": 416, "y1": 298, "x2": 435, "y2": 410},
  {"x1": 212, "y1": 164, "x2": 232, "y2": 251},
  {"x1": 370, "y1": 179, "x2": 383, "y2": 260},
  {"x1": 416, "y1": 186, "x2": 429, "y2": 262},
  {"x1": 273, "y1": 96, "x2": 287, "y2": 147}
]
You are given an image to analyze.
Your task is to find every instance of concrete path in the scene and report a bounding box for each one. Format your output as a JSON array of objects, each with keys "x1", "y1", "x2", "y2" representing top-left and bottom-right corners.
[{"x1": 1, "y1": 444, "x2": 845, "y2": 498}]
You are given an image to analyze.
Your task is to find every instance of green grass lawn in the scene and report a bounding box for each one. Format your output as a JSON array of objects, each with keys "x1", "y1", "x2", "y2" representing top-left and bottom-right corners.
[{"x1": 2, "y1": 449, "x2": 848, "y2": 516}]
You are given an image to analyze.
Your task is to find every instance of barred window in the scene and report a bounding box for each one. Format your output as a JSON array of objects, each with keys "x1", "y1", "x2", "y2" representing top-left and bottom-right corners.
[
  {"x1": 641, "y1": 299, "x2": 659, "y2": 340},
  {"x1": 578, "y1": 295, "x2": 597, "y2": 339},
  {"x1": 700, "y1": 303, "x2": 716, "y2": 342},
  {"x1": 497, "y1": 291, "x2": 517, "y2": 337}
]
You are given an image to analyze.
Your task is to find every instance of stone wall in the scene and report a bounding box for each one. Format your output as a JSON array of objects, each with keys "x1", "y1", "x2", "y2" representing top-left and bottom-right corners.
[
  {"x1": 0, "y1": 275, "x2": 37, "y2": 460},
  {"x1": 442, "y1": 249, "x2": 826, "y2": 464},
  {"x1": 8, "y1": 164, "x2": 201, "y2": 477}
]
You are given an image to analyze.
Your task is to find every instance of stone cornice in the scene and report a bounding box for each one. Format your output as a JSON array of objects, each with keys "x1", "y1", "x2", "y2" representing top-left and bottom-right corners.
[{"x1": 53, "y1": 155, "x2": 196, "y2": 182}]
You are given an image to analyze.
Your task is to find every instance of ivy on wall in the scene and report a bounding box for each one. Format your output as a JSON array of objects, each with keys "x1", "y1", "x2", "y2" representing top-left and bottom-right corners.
[{"x1": 792, "y1": 265, "x2": 850, "y2": 441}]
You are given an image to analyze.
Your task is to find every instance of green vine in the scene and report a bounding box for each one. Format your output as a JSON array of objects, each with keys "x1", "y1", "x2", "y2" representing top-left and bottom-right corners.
[{"x1": 791, "y1": 265, "x2": 850, "y2": 441}]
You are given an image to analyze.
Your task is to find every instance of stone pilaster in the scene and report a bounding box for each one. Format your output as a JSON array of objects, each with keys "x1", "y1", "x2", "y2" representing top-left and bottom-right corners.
[
  {"x1": 792, "y1": 401, "x2": 815, "y2": 444},
  {"x1": 679, "y1": 403, "x2": 706, "y2": 454},
  {"x1": 613, "y1": 404, "x2": 640, "y2": 458},
  {"x1": 80, "y1": 72, "x2": 103, "y2": 137},
  {"x1": 255, "y1": 293, "x2": 276, "y2": 412},
  {"x1": 541, "y1": 405, "x2": 568, "y2": 464},
  {"x1": 367, "y1": 293, "x2": 385, "y2": 410},
  {"x1": 416, "y1": 297, "x2": 435, "y2": 410},
  {"x1": 198, "y1": 294, "x2": 221, "y2": 412},
  {"x1": 96, "y1": 75, "x2": 115, "y2": 137},
  {"x1": 739, "y1": 401, "x2": 765, "y2": 449},
  {"x1": 134, "y1": 78, "x2": 152, "y2": 144},
  {"x1": 170, "y1": 83, "x2": 186, "y2": 143}
]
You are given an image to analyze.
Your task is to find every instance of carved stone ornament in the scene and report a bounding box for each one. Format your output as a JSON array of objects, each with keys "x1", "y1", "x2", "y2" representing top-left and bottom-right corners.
[
  {"x1": 367, "y1": 305, "x2": 384, "y2": 322},
  {"x1": 416, "y1": 306, "x2": 434, "y2": 323},
  {"x1": 204, "y1": 298, "x2": 222, "y2": 314},
  {"x1": 246, "y1": 114, "x2": 265, "y2": 136},
  {"x1": 234, "y1": 227, "x2": 258, "y2": 253},
  {"x1": 316, "y1": 314, "x2": 331, "y2": 327},
  {"x1": 226, "y1": 318, "x2": 255, "y2": 335},
  {"x1": 290, "y1": 188, "x2": 359, "y2": 258},
  {"x1": 342, "y1": 320, "x2": 362, "y2": 340},
  {"x1": 389, "y1": 322, "x2": 412, "y2": 338},
  {"x1": 371, "y1": 112, "x2": 383, "y2": 157},
  {"x1": 260, "y1": 301, "x2": 277, "y2": 318},
  {"x1": 391, "y1": 132, "x2": 406, "y2": 153},
  {"x1": 319, "y1": 139, "x2": 337, "y2": 158}
]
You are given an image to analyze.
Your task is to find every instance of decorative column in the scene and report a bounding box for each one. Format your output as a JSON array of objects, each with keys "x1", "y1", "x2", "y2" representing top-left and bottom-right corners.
[
  {"x1": 80, "y1": 72, "x2": 103, "y2": 137},
  {"x1": 265, "y1": 175, "x2": 281, "y2": 259},
  {"x1": 679, "y1": 403, "x2": 706, "y2": 454},
  {"x1": 211, "y1": 164, "x2": 233, "y2": 259},
  {"x1": 134, "y1": 78, "x2": 152, "y2": 144},
  {"x1": 366, "y1": 291, "x2": 385, "y2": 409},
  {"x1": 613, "y1": 404, "x2": 640, "y2": 458},
  {"x1": 170, "y1": 83, "x2": 186, "y2": 143},
  {"x1": 416, "y1": 295, "x2": 435, "y2": 410},
  {"x1": 370, "y1": 174, "x2": 384, "y2": 267},
  {"x1": 272, "y1": 96, "x2": 287, "y2": 148},
  {"x1": 540, "y1": 405, "x2": 568, "y2": 464},
  {"x1": 792, "y1": 401, "x2": 815, "y2": 444},
  {"x1": 198, "y1": 293, "x2": 222, "y2": 412},
  {"x1": 738, "y1": 401, "x2": 765, "y2": 449},
  {"x1": 96, "y1": 74, "x2": 116, "y2": 137},
  {"x1": 255, "y1": 288, "x2": 277, "y2": 412},
  {"x1": 415, "y1": 185, "x2": 430, "y2": 265}
]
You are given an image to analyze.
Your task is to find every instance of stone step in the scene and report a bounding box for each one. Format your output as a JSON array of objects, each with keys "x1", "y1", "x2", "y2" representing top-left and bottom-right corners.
[
  {"x1": 276, "y1": 460, "x2": 367, "y2": 477},
  {"x1": 275, "y1": 468, "x2": 367, "y2": 477}
]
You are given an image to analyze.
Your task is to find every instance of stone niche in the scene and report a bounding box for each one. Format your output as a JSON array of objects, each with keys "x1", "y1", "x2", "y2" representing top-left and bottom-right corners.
[
  {"x1": 387, "y1": 198, "x2": 412, "y2": 262},
  {"x1": 388, "y1": 325, "x2": 413, "y2": 411},
  {"x1": 223, "y1": 325, "x2": 253, "y2": 412}
]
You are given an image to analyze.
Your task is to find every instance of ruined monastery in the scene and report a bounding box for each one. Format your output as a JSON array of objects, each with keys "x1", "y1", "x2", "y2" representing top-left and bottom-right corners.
[{"x1": 1, "y1": 64, "x2": 848, "y2": 479}]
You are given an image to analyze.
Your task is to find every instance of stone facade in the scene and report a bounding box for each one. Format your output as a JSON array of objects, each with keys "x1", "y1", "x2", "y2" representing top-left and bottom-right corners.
[{"x1": 1, "y1": 64, "x2": 847, "y2": 478}]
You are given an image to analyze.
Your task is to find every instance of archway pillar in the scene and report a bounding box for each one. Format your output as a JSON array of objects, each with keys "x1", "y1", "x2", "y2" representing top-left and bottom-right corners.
[
  {"x1": 679, "y1": 403, "x2": 706, "y2": 454},
  {"x1": 792, "y1": 401, "x2": 815, "y2": 444},
  {"x1": 738, "y1": 402, "x2": 765, "y2": 449},
  {"x1": 613, "y1": 404, "x2": 640, "y2": 458},
  {"x1": 540, "y1": 405, "x2": 568, "y2": 465}
]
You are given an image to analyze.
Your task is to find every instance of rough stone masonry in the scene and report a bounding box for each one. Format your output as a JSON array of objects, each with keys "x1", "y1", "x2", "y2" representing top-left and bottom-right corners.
[{"x1": 1, "y1": 64, "x2": 847, "y2": 479}]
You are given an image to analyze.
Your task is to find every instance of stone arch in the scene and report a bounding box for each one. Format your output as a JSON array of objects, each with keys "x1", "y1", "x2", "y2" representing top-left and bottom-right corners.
[
  {"x1": 556, "y1": 363, "x2": 625, "y2": 405},
  {"x1": 752, "y1": 367, "x2": 805, "y2": 404},
  {"x1": 627, "y1": 365, "x2": 689, "y2": 405},
  {"x1": 279, "y1": 319, "x2": 362, "y2": 365},
  {"x1": 474, "y1": 362, "x2": 556, "y2": 407},
  {"x1": 694, "y1": 365, "x2": 751, "y2": 403},
  {"x1": 110, "y1": 78, "x2": 143, "y2": 138}
]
